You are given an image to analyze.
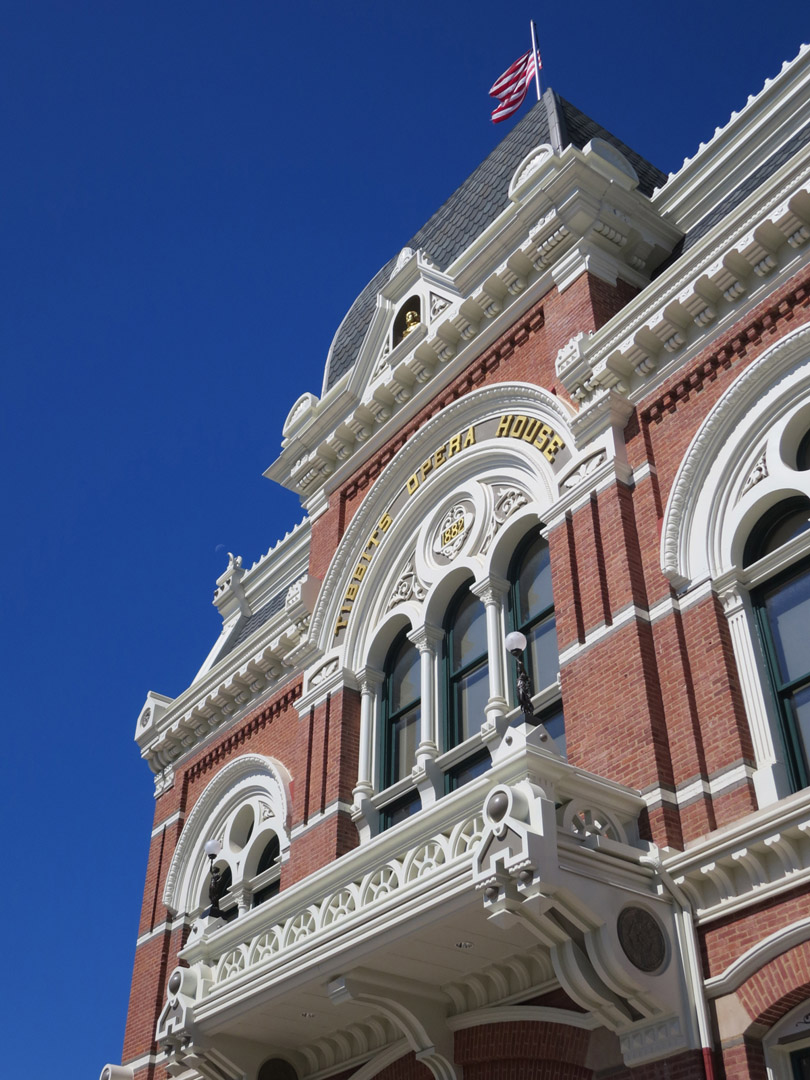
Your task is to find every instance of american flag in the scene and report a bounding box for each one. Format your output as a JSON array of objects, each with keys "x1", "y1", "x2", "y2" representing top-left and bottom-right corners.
[{"x1": 489, "y1": 48, "x2": 542, "y2": 123}]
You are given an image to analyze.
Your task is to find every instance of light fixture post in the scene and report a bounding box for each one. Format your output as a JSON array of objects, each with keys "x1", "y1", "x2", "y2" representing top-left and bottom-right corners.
[
  {"x1": 204, "y1": 839, "x2": 225, "y2": 919},
  {"x1": 504, "y1": 630, "x2": 536, "y2": 724}
]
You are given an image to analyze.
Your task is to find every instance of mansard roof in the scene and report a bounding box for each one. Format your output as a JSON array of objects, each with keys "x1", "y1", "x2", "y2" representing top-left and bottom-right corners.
[{"x1": 322, "y1": 89, "x2": 668, "y2": 393}]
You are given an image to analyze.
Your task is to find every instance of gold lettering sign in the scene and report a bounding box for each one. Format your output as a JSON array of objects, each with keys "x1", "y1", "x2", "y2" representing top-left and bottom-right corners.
[
  {"x1": 495, "y1": 413, "x2": 565, "y2": 462},
  {"x1": 332, "y1": 413, "x2": 567, "y2": 638},
  {"x1": 406, "y1": 426, "x2": 475, "y2": 496},
  {"x1": 333, "y1": 513, "x2": 392, "y2": 636}
]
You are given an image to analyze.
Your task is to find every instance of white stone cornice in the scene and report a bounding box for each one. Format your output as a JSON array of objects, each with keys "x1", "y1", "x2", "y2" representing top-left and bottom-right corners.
[
  {"x1": 664, "y1": 786, "x2": 810, "y2": 923},
  {"x1": 135, "y1": 518, "x2": 317, "y2": 781},
  {"x1": 265, "y1": 145, "x2": 682, "y2": 502},
  {"x1": 655, "y1": 43, "x2": 810, "y2": 227},
  {"x1": 558, "y1": 159, "x2": 810, "y2": 411}
]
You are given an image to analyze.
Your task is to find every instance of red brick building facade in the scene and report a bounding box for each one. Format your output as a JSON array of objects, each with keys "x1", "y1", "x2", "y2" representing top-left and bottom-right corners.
[{"x1": 105, "y1": 45, "x2": 810, "y2": 1080}]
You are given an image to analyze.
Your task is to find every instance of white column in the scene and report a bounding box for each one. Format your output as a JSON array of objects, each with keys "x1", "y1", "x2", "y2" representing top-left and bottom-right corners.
[
  {"x1": 717, "y1": 582, "x2": 784, "y2": 806},
  {"x1": 471, "y1": 575, "x2": 510, "y2": 736},
  {"x1": 354, "y1": 666, "x2": 384, "y2": 801},
  {"x1": 407, "y1": 625, "x2": 443, "y2": 762}
]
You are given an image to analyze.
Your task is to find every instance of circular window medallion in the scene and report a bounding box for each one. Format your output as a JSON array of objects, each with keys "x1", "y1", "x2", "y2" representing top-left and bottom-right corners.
[
  {"x1": 617, "y1": 906, "x2": 666, "y2": 973},
  {"x1": 433, "y1": 501, "x2": 474, "y2": 562}
]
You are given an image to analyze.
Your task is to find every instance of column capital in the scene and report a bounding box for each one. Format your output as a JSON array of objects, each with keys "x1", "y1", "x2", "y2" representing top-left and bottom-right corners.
[
  {"x1": 407, "y1": 624, "x2": 444, "y2": 653},
  {"x1": 470, "y1": 574, "x2": 510, "y2": 605},
  {"x1": 357, "y1": 665, "x2": 384, "y2": 693},
  {"x1": 715, "y1": 582, "x2": 746, "y2": 616}
]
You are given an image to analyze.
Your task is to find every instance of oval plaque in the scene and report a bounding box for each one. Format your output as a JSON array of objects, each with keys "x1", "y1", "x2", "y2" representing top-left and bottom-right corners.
[{"x1": 617, "y1": 906, "x2": 667, "y2": 973}]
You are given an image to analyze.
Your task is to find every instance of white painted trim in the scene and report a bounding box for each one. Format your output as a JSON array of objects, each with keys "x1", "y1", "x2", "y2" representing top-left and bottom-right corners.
[
  {"x1": 705, "y1": 916, "x2": 810, "y2": 997},
  {"x1": 162, "y1": 754, "x2": 292, "y2": 916},
  {"x1": 290, "y1": 800, "x2": 355, "y2": 839},
  {"x1": 151, "y1": 810, "x2": 183, "y2": 837},
  {"x1": 447, "y1": 1005, "x2": 600, "y2": 1031},
  {"x1": 661, "y1": 323, "x2": 810, "y2": 587},
  {"x1": 330, "y1": 1040, "x2": 409, "y2": 1080},
  {"x1": 642, "y1": 763, "x2": 754, "y2": 812},
  {"x1": 121, "y1": 1052, "x2": 163, "y2": 1071},
  {"x1": 135, "y1": 916, "x2": 191, "y2": 947}
]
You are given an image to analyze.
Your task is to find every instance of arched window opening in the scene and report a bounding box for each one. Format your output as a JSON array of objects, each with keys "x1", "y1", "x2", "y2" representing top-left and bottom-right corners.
[
  {"x1": 209, "y1": 864, "x2": 237, "y2": 922},
  {"x1": 444, "y1": 585, "x2": 489, "y2": 757},
  {"x1": 256, "y1": 834, "x2": 280, "y2": 874},
  {"x1": 743, "y1": 497, "x2": 810, "y2": 567},
  {"x1": 251, "y1": 834, "x2": 281, "y2": 908},
  {"x1": 754, "y1": 556, "x2": 810, "y2": 792},
  {"x1": 796, "y1": 429, "x2": 810, "y2": 471},
  {"x1": 508, "y1": 533, "x2": 564, "y2": 752},
  {"x1": 379, "y1": 629, "x2": 422, "y2": 829},
  {"x1": 257, "y1": 1059, "x2": 298, "y2": 1080},
  {"x1": 392, "y1": 295, "x2": 421, "y2": 346}
]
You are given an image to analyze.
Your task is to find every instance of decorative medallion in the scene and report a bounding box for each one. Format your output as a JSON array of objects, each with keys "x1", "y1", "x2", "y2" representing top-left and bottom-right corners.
[
  {"x1": 617, "y1": 906, "x2": 666, "y2": 973},
  {"x1": 433, "y1": 503, "x2": 474, "y2": 561},
  {"x1": 140, "y1": 707, "x2": 152, "y2": 729}
]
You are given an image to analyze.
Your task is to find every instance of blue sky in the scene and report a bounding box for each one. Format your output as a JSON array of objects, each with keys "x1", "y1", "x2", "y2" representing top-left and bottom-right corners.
[{"x1": 1, "y1": 3, "x2": 803, "y2": 1076}]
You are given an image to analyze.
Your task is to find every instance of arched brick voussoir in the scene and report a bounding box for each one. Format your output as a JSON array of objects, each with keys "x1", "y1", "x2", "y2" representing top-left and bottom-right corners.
[{"x1": 737, "y1": 940, "x2": 810, "y2": 1029}]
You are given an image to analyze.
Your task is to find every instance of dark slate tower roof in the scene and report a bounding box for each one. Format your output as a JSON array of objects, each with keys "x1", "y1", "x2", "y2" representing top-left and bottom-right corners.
[{"x1": 323, "y1": 89, "x2": 667, "y2": 392}]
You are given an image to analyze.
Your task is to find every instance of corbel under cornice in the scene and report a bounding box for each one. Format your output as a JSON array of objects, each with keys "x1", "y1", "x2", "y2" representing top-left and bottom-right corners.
[{"x1": 555, "y1": 161, "x2": 810, "y2": 411}]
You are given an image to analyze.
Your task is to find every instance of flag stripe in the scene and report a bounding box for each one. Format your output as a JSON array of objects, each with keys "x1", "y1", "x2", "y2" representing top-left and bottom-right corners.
[{"x1": 489, "y1": 48, "x2": 542, "y2": 123}]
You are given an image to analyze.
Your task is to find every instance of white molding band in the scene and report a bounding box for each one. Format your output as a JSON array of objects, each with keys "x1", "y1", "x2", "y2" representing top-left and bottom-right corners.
[{"x1": 705, "y1": 916, "x2": 810, "y2": 997}]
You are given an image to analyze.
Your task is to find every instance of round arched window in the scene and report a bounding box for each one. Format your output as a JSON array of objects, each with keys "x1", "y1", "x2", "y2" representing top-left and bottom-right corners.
[
  {"x1": 257, "y1": 1058, "x2": 298, "y2": 1080},
  {"x1": 743, "y1": 497, "x2": 810, "y2": 567}
]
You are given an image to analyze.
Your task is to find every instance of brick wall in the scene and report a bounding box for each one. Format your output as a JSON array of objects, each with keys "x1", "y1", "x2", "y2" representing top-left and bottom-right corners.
[{"x1": 122, "y1": 677, "x2": 362, "y2": 1067}]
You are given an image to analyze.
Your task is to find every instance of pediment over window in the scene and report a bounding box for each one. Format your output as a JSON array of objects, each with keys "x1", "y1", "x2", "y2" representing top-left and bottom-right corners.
[{"x1": 349, "y1": 248, "x2": 461, "y2": 398}]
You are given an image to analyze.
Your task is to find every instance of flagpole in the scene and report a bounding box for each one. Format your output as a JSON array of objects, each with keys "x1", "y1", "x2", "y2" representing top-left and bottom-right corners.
[{"x1": 530, "y1": 20, "x2": 542, "y2": 100}]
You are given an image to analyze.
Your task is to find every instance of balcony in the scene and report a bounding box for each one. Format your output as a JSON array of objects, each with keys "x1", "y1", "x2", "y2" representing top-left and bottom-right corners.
[{"x1": 158, "y1": 726, "x2": 694, "y2": 1079}]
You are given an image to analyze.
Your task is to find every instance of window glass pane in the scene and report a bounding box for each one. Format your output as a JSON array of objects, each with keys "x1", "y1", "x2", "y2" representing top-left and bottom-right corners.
[
  {"x1": 540, "y1": 703, "x2": 566, "y2": 757},
  {"x1": 450, "y1": 750, "x2": 491, "y2": 788},
  {"x1": 384, "y1": 790, "x2": 421, "y2": 827},
  {"x1": 456, "y1": 662, "x2": 489, "y2": 740},
  {"x1": 744, "y1": 497, "x2": 810, "y2": 566},
  {"x1": 390, "y1": 638, "x2": 420, "y2": 711},
  {"x1": 797, "y1": 429, "x2": 810, "y2": 471},
  {"x1": 789, "y1": 683, "x2": 810, "y2": 775},
  {"x1": 392, "y1": 704, "x2": 419, "y2": 782},
  {"x1": 763, "y1": 569, "x2": 810, "y2": 684},
  {"x1": 791, "y1": 1045, "x2": 810, "y2": 1080},
  {"x1": 252, "y1": 880, "x2": 280, "y2": 908},
  {"x1": 518, "y1": 537, "x2": 553, "y2": 622},
  {"x1": 527, "y1": 615, "x2": 560, "y2": 692},
  {"x1": 256, "y1": 835, "x2": 280, "y2": 874},
  {"x1": 451, "y1": 592, "x2": 487, "y2": 671},
  {"x1": 766, "y1": 510, "x2": 810, "y2": 554}
]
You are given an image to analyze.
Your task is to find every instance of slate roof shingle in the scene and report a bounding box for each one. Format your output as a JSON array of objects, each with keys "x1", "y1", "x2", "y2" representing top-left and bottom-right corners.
[{"x1": 323, "y1": 90, "x2": 667, "y2": 392}]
